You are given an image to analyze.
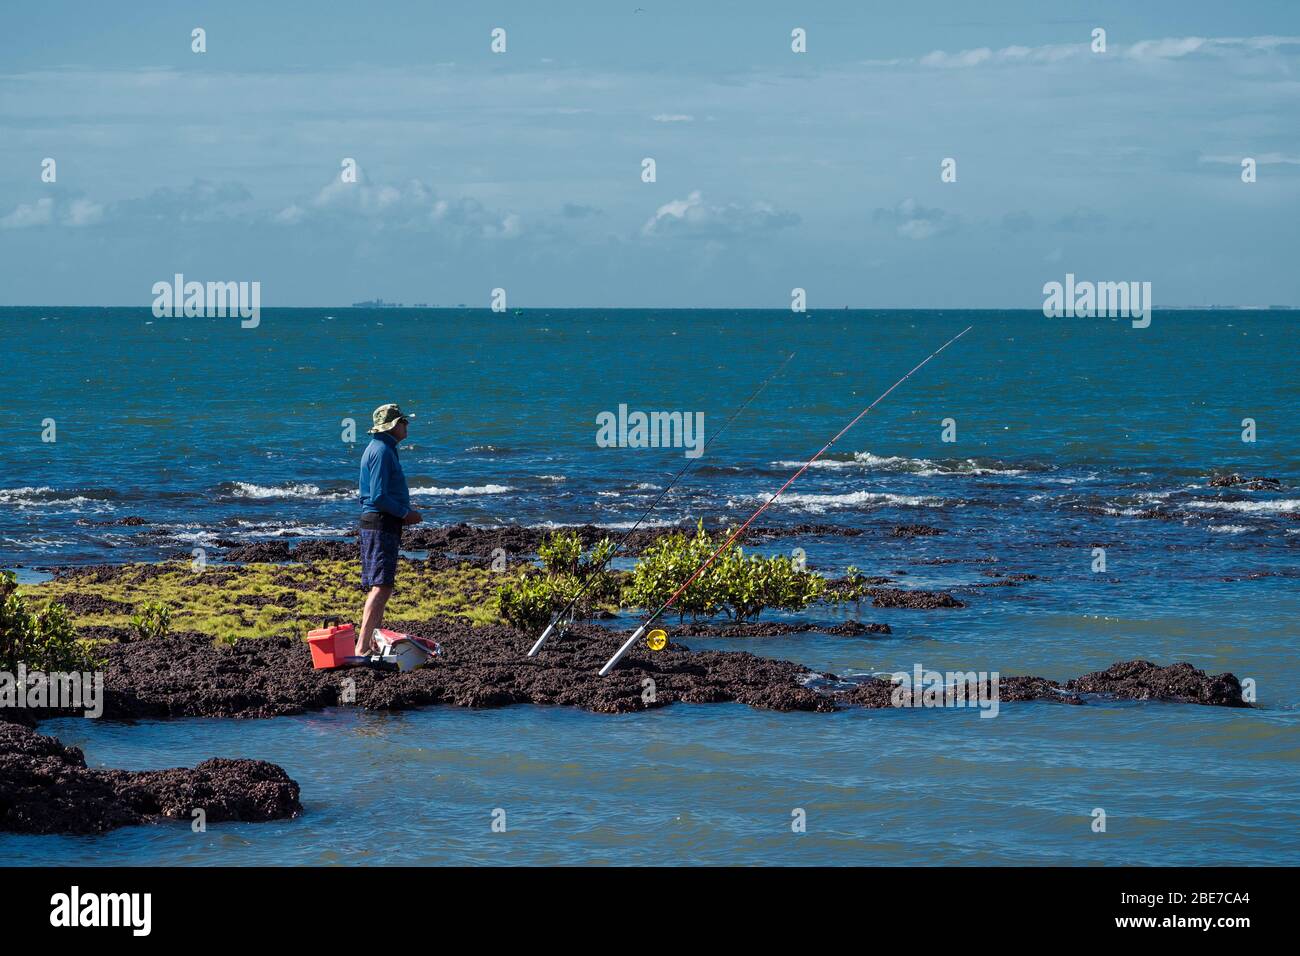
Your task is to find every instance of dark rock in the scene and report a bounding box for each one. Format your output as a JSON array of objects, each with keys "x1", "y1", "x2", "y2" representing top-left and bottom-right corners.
[
  {"x1": 0, "y1": 721, "x2": 300, "y2": 835},
  {"x1": 745, "y1": 523, "x2": 865, "y2": 540},
  {"x1": 671, "y1": 620, "x2": 891, "y2": 637},
  {"x1": 223, "y1": 541, "x2": 293, "y2": 563},
  {"x1": 104, "y1": 758, "x2": 301, "y2": 824},
  {"x1": 95, "y1": 625, "x2": 838, "y2": 719},
  {"x1": 289, "y1": 539, "x2": 356, "y2": 562},
  {"x1": 818, "y1": 620, "x2": 892, "y2": 636},
  {"x1": 866, "y1": 588, "x2": 966, "y2": 609},
  {"x1": 1064, "y1": 660, "x2": 1247, "y2": 707},
  {"x1": 76, "y1": 624, "x2": 135, "y2": 644},
  {"x1": 1209, "y1": 474, "x2": 1281, "y2": 490},
  {"x1": 234, "y1": 591, "x2": 298, "y2": 608},
  {"x1": 891, "y1": 524, "x2": 945, "y2": 537},
  {"x1": 45, "y1": 591, "x2": 134, "y2": 616}
]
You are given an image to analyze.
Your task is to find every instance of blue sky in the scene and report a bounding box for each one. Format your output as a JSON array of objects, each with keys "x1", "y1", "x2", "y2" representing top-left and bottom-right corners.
[{"x1": 1, "y1": 0, "x2": 1297, "y2": 307}]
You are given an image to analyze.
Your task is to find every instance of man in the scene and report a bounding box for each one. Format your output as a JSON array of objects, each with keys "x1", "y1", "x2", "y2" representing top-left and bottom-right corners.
[{"x1": 357, "y1": 403, "x2": 422, "y2": 656}]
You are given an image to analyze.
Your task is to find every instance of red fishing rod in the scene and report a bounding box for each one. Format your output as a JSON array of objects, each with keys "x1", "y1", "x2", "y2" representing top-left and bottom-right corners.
[
  {"x1": 527, "y1": 350, "x2": 796, "y2": 657},
  {"x1": 598, "y1": 326, "x2": 972, "y2": 676}
]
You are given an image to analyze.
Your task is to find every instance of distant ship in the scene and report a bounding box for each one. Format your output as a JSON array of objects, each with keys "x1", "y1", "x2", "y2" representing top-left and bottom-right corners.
[{"x1": 350, "y1": 298, "x2": 403, "y2": 308}]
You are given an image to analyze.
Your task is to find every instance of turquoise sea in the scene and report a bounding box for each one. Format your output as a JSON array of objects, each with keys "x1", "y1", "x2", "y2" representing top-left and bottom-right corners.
[{"x1": 1, "y1": 306, "x2": 1297, "y2": 865}]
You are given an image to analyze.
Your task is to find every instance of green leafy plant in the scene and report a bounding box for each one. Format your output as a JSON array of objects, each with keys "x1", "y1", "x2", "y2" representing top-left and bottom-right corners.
[
  {"x1": 0, "y1": 570, "x2": 102, "y2": 672},
  {"x1": 497, "y1": 531, "x2": 620, "y2": 630},
  {"x1": 537, "y1": 531, "x2": 583, "y2": 576},
  {"x1": 128, "y1": 600, "x2": 172, "y2": 642},
  {"x1": 624, "y1": 522, "x2": 825, "y2": 623},
  {"x1": 828, "y1": 565, "x2": 869, "y2": 603}
]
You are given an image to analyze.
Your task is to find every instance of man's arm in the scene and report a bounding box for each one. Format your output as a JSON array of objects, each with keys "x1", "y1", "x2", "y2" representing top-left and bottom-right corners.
[{"x1": 368, "y1": 448, "x2": 411, "y2": 519}]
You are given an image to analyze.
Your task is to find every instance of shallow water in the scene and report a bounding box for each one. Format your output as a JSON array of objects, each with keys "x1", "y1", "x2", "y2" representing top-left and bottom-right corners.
[
  {"x1": 9, "y1": 696, "x2": 1298, "y2": 866},
  {"x1": 1, "y1": 307, "x2": 1297, "y2": 864}
]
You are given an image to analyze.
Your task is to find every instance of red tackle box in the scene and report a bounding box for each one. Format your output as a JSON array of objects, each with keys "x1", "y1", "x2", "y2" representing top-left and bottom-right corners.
[{"x1": 307, "y1": 624, "x2": 357, "y2": 670}]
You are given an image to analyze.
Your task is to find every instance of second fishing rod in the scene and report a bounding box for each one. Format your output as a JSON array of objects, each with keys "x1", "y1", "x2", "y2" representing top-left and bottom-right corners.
[{"x1": 598, "y1": 325, "x2": 974, "y2": 677}]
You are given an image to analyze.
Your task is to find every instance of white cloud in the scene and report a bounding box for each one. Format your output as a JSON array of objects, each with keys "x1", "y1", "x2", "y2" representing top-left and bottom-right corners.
[
  {"x1": 279, "y1": 176, "x2": 525, "y2": 239},
  {"x1": 920, "y1": 47, "x2": 993, "y2": 68},
  {"x1": 1127, "y1": 37, "x2": 1207, "y2": 59},
  {"x1": 641, "y1": 190, "x2": 800, "y2": 239},
  {"x1": 274, "y1": 204, "x2": 305, "y2": 224},
  {"x1": 1199, "y1": 153, "x2": 1300, "y2": 165},
  {"x1": 64, "y1": 198, "x2": 103, "y2": 226},
  {"x1": 872, "y1": 198, "x2": 956, "y2": 241},
  {"x1": 0, "y1": 197, "x2": 54, "y2": 229},
  {"x1": 652, "y1": 113, "x2": 694, "y2": 123},
  {"x1": 0, "y1": 195, "x2": 102, "y2": 229},
  {"x1": 910, "y1": 35, "x2": 1300, "y2": 69}
]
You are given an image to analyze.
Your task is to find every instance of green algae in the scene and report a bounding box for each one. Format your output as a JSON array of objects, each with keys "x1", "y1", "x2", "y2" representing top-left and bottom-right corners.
[{"x1": 17, "y1": 558, "x2": 501, "y2": 643}]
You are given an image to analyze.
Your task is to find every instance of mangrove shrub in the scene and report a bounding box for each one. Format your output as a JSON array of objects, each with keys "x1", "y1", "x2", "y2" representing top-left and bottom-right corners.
[
  {"x1": 0, "y1": 571, "x2": 101, "y2": 672},
  {"x1": 498, "y1": 531, "x2": 620, "y2": 631},
  {"x1": 625, "y1": 523, "x2": 825, "y2": 622}
]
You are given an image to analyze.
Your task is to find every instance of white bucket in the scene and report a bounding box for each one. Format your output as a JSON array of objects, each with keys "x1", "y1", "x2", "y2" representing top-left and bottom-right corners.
[{"x1": 373, "y1": 629, "x2": 438, "y2": 672}]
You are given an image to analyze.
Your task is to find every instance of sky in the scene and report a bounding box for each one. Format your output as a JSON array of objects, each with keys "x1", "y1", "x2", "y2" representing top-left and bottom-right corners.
[{"x1": 1, "y1": 0, "x2": 1297, "y2": 308}]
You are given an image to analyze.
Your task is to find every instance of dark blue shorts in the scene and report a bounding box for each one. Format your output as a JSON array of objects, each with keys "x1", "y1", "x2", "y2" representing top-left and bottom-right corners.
[{"x1": 360, "y1": 528, "x2": 401, "y2": 588}]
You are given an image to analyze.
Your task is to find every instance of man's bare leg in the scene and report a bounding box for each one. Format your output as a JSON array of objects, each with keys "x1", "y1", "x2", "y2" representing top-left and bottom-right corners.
[{"x1": 358, "y1": 585, "x2": 393, "y2": 655}]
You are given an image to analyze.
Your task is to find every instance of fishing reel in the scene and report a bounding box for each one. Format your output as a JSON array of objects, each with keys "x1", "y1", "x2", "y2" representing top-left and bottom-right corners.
[{"x1": 554, "y1": 610, "x2": 575, "y2": 639}]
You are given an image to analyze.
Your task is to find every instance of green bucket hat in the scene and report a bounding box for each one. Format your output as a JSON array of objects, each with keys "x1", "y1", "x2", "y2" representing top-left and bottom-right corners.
[{"x1": 368, "y1": 403, "x2": 413, "y2": 434}]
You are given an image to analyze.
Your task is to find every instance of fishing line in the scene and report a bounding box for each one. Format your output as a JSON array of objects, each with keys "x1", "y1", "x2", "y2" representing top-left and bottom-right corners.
[
  {"x1": 526, "y1": 349, "x2": 796, "y2": 657},
  {"x1": 598, "y1": 325, "x2": 973, "y2": 676}
]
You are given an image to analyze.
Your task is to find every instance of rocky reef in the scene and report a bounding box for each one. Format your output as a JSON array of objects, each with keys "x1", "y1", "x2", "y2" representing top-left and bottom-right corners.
[{"x1": 0, "y1": 713, "x2": 301, "y2": 835}]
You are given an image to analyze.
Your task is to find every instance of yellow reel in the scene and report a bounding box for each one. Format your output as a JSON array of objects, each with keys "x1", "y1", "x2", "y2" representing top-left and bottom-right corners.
[{"x1": 646, "y1": 629, "x2": 668, "y2": 651}]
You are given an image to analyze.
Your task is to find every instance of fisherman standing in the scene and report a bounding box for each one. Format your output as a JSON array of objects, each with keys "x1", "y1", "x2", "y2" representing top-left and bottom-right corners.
[{"x1": 357, "y1": 404, "x2": 422, "y2": 656}]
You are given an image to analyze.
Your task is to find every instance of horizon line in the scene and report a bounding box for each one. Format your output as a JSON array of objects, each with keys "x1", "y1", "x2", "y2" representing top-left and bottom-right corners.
[{"x1": 0, "y1": 304, "x2": 1296, "y2": 312}]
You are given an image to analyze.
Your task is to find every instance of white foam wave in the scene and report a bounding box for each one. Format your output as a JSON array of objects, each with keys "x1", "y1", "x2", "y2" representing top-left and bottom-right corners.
[
  {"x1": 227, "y1": 481, "x2": 349, "y2": 500},
  {"x1": 728, "y1": 490, "x2": 941, "y2": 514},
  {"x1": 772, "y1": 452, "x2": 1027, "y2": 477},
  {"x1": 529, "y1": 518, "x2": 681, "y2": 531},
  {"x1": 229, "y1": 521, "x2": 354, "y2": 538},
  {"x1": 1188, "y1": 499, "x2": 1300, "y2": 514},
  {"x1": 411, "y1": 484, "x2": 513, "y2": 497},
  {"x1": 0, "y1": 486, "x2": 114, "y2": 508}
]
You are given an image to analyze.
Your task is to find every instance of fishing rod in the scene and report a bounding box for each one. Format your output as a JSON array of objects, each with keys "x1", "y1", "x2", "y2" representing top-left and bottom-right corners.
[
  {"x1": 526, "y1": 349, "x2": 796, "y2": 657},
  {"x1": 598, "y1": 325, "x2": 973, "y2": 677}
]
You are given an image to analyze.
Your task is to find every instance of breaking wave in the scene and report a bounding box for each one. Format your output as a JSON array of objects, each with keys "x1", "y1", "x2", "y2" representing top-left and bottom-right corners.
[
  {"x1": 411, "y1": 484, "x2": 513, "y2": 497},
  {"x1": 220, "y1": 481, "x2": 350, "y2": 501},
  {"x1": 727, "y1": 490, "x2": 942, "y2": 514},
  {"x1": 770, "y1": 451, "x2": 1033, "y2": 477},
  {"x1": 1188, "y1": 499, "x2": 1300, "y2": 514}
]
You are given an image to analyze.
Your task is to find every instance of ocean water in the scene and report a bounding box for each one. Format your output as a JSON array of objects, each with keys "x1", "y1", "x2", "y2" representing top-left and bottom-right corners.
[{"x1": 1, "y1": 307, "x2": 1298, "y2": 865}]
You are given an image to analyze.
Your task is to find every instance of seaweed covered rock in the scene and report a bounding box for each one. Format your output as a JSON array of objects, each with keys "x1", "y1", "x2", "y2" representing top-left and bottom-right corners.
[
  {"x1": 97, "y1": 624, "x2": 837, "y2": 718},
  {"x1": 867, "y1": 587, "x2": 966, "y2": 609},
  {"x1": 670, "y1": 620, "x2": 891, "y2": 637},
  {"x1": 891, "y1": 525, "x2": 946, "y2": 537},
  {"x1": 1064, "y1": 660, "x2": 1247, "y2": 707},
  {"x1": 222, "y1": 541, "x2": 293, "y2": 563},
  {"x1": 0, "y1": 720, "x2": 301, "y2": 834},
  {"x1": 1208, "y1": 474, "x2": 1281, "y2": 490},
  {"x1": 288, "y1": 539, "x2": 356, "y2": 562}
]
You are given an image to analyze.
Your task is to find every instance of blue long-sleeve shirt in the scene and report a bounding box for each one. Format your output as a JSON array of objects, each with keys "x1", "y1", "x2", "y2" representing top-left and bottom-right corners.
[{"x1": 359, "y1": 432, "x2": 411, "y2": 518}]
